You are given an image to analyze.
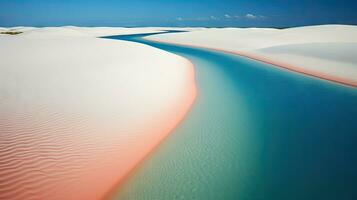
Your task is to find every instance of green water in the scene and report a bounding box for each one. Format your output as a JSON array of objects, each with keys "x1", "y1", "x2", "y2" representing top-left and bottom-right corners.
[{"x1": 106, "y1": 33, "x2": 357, "y2": 200}]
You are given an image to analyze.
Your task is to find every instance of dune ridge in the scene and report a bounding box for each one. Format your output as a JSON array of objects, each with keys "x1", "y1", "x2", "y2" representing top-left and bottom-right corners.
[
  {"x1": 146, "y1": 25, "x2": 357, "y2": 87},
  {"x1": 0, "y1": 27, "x2": 196, "y2": 200}
]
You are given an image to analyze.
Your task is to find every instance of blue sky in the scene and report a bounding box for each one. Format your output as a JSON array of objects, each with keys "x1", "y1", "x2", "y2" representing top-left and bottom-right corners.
[{"x1": 1, "y1": 0, "x2": 357, "y2": 27}]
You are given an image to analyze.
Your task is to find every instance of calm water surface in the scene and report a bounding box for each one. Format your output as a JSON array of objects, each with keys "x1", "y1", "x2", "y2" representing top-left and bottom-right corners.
[{"x1": 105, "y1": 32, "x2": 357, "y2": 200}]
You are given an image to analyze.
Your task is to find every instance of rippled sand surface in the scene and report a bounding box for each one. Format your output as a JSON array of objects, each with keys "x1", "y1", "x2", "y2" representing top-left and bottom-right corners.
[{"x1": 0, "y1": 28, "x2": 196, "y2": 200}]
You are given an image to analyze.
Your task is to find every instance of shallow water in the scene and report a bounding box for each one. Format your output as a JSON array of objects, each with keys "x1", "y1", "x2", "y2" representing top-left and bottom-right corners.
[{"x1": 106, "y1": 33, "x2": 357, "y2": 200}]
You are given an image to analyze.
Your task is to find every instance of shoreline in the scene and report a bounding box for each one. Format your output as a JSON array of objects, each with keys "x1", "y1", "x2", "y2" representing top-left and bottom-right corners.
[
  {"x1": 0, "y1": 28, "x2": 198, "y2": 200},
  {"x1": 145, "y1": 38, "x2": 357, "y2": 88},
  {"x1": 102, "y1": 59, "x2": 198, "y2": 200}
]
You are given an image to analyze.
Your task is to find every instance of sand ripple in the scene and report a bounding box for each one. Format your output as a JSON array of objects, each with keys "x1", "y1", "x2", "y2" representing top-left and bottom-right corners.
[
  {"x1": 0, "y1": 94, "x2": 195, "y2": 200},
  {"x1": 0, "y1": 31, "x2": 196, "y2": 199}
]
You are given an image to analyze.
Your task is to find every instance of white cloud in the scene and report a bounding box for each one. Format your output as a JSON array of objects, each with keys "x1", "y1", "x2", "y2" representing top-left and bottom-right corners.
[
  {"x1": 224, "y1": 14, "x2": 232, "y2": 19},
  {"x1": 195, "y1": 17, "x2": 208, "y2": 21},
  {"x1": 179, "y1": 13, "x2": 264, "y2": 22},
  {"x1": 176, "y1": 15, "x2": 238, "y2": 22},
  {"x1": 245, "y1": 13, "x2": 257, "y2": 19},
  {"x1": 245, "y1": 13, "x2": 265, "y2": 20},
  {"x1": 174, "y1": 17, "x2": 211, "y2": 21},
  {"x1": 210, "y1": 16, "x2": 219, "y2": 20}
]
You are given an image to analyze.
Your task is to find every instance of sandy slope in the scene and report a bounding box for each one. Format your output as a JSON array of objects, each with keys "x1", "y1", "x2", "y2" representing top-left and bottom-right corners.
[
  {"x1": 72, "y1": 27, "x2": 204, "y2": 37},
  {"x1": 0, "y1": 26, "x2": 202, "y2": 37},
  {"x1": 146, "y1": 25, "x2": 357, "y2": 86},
  {"x1": 66, "y1": 27, "x2": 166, "y2": 37},
  {"x1": 0, "y1": 27, "x2": 196, "y2": 200},
  {"x1": 1, "y1": 26, "x2": 162, "y2": 37}
]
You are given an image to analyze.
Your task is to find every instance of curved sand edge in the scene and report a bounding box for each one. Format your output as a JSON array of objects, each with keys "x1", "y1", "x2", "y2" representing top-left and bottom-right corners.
[
  {"x1": 145, "y1": 25, "x2": 357, "y2": 88},
  {"x1": 0, "y1": 28, "x2": 197, "y2": 200},
  {"x1": 145, "y1": 37, "x2": 357, "y2": 88},
  {"x1": 102, "y1": 60, "x2": 197, "y2": 200}
]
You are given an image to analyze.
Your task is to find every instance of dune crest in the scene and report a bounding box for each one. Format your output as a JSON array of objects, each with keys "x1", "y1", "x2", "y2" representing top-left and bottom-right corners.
[
  {"x1": 146, "y1": 25, "x2": 357, "y2": 87},
  {"x1": 0, "y1": 27, "x2": 196, "y2": 200}
]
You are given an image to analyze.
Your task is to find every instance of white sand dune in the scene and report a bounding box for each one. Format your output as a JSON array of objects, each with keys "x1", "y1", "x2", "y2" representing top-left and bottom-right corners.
[
  {"x1": 65, "y1": 27, "x2": 203, "y2": 37},
  {"x1": 256, "y1": 42, "x2": 357, "y2": 83},
  {"x1": 1, "y1": 26, "x2": 202, "y2": 37},
  {"x1": 0, "y1": 27, "x2": 196, "y2": 200},
  {"x1": 3, "y1": 26, "x2": 37, "y2": 33},
  {"x1": 66, "y1": 27, "x2": 165, "y2": 37},
  {"x1": 146, "y1": 25, "x2": 357, "y2": 86}
]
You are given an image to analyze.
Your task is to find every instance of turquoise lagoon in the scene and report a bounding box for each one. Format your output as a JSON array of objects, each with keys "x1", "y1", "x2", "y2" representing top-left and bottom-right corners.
[{"x1": 105, "y1": 32, "x2": 357, "y2": 200}]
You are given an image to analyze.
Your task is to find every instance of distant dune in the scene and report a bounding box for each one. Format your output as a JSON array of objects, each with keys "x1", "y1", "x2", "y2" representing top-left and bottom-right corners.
[
  {"x1": 0, "y1": 27, "x2": 196, "y2": 200},
  {"x1": 146, "y1": 25, "x2": 357, "y2": 87}
]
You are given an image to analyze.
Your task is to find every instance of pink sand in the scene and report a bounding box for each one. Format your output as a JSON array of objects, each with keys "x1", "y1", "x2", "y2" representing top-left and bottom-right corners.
[
  {"x1": 146, "y1": 38, "x2": 357, "y2": 88},
  {"x1": 0, "y1": 27, "x2": 197, "y2": 200}
]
